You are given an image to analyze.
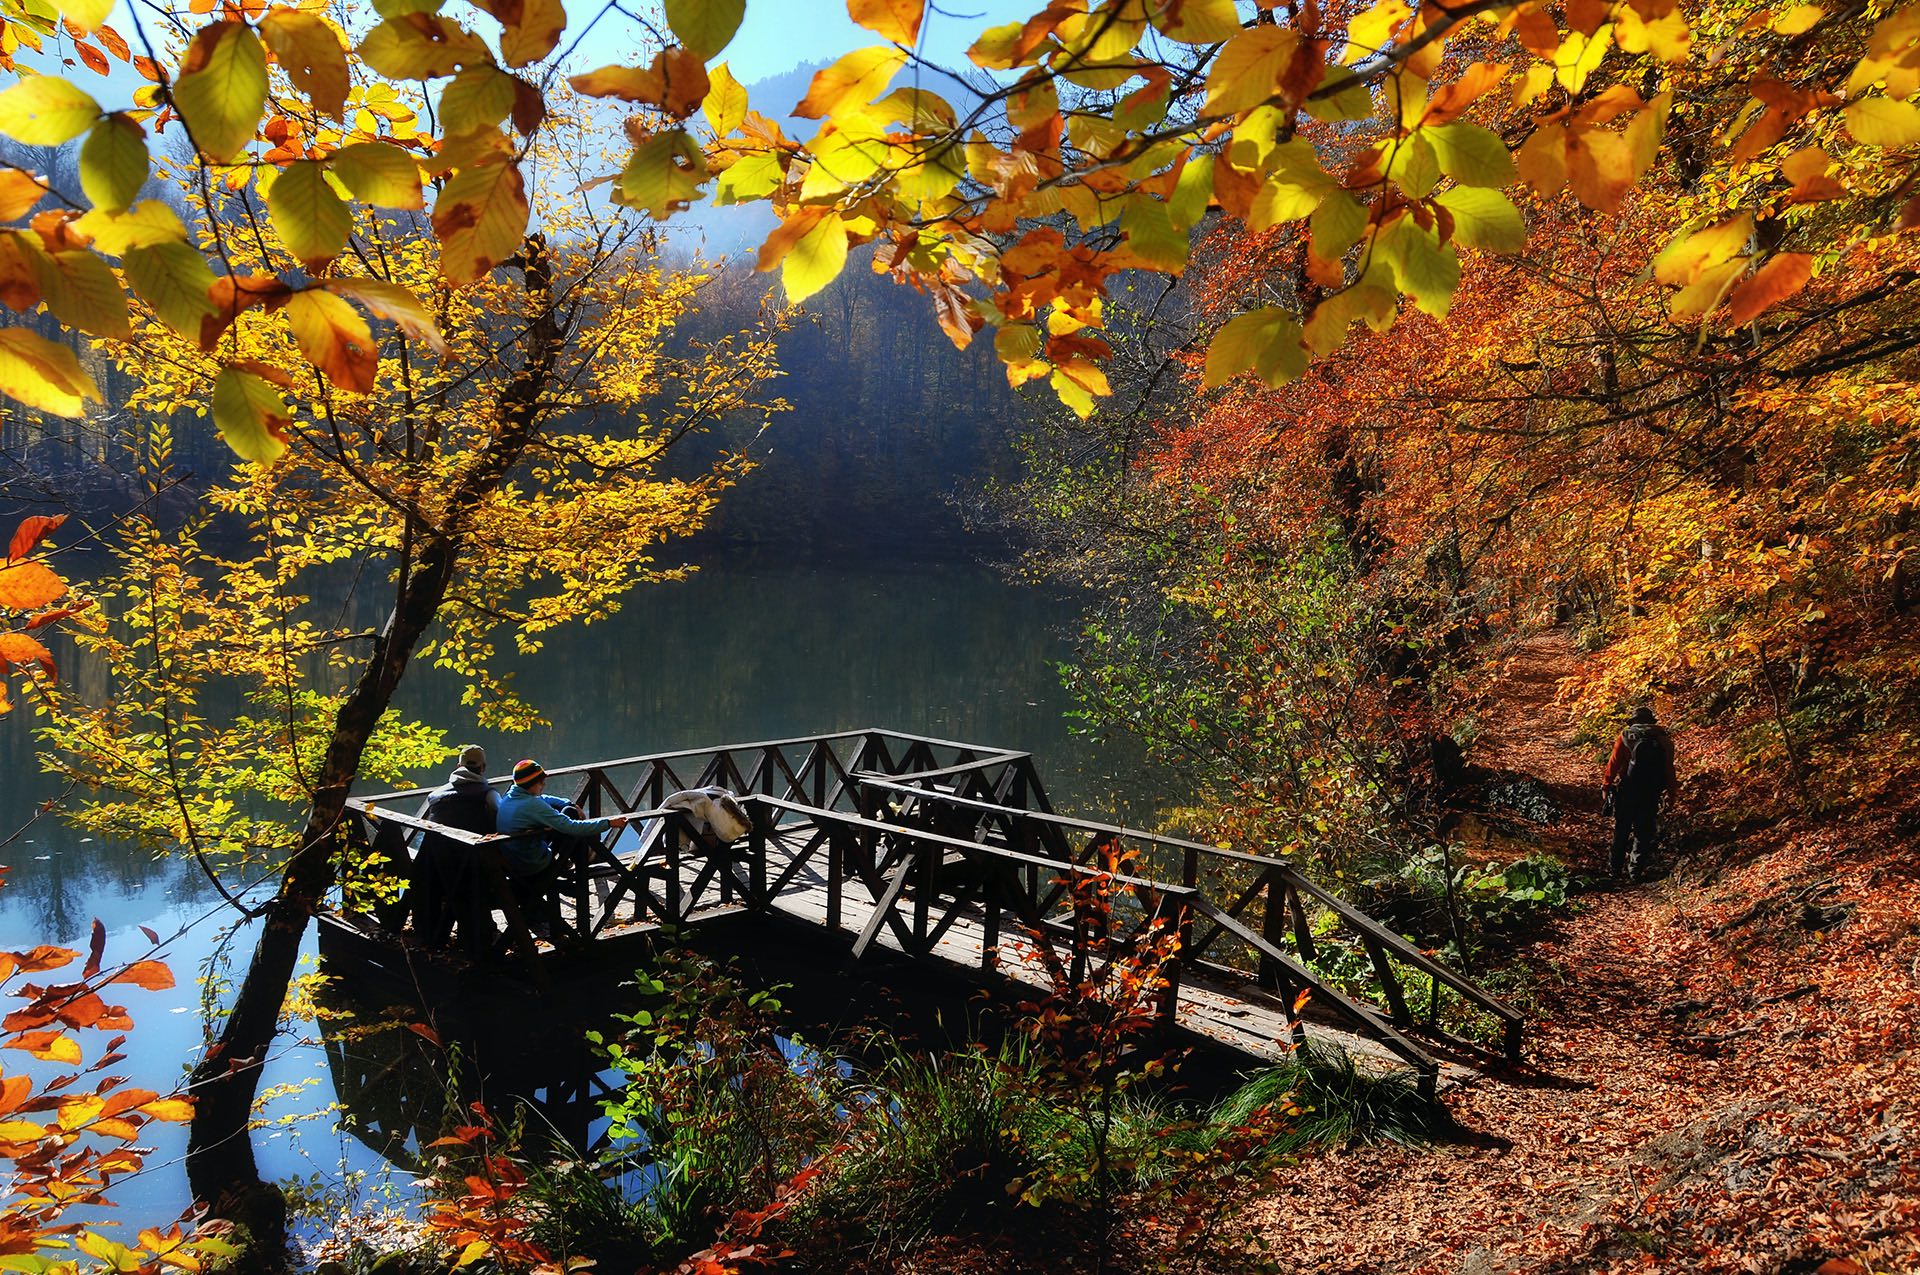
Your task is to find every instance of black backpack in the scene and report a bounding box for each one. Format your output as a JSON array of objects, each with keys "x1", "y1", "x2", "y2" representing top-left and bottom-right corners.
[{"x1": 1619, "y1": 724, "x2": 1668, "y2": 795}]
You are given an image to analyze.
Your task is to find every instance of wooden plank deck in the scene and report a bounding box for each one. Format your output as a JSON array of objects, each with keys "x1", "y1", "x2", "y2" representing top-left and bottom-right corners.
[
  {"x1": 505, "y1": 824, "x2": 1474, "y2": 1086},
  {"x1": 337, "y1": 730, "x2": 1518, "y2": 1095}
]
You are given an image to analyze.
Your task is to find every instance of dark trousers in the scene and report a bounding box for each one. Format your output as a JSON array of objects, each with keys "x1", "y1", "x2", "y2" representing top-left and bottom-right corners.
[{"x1": 1611, "y1": 798, "x2": 1659, "y2": 877}]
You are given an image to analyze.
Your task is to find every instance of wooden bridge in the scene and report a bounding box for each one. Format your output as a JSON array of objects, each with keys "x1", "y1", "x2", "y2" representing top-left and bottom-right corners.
[{"x1": 327, "y1": 729, "x2": 1522, "y2": 1096}]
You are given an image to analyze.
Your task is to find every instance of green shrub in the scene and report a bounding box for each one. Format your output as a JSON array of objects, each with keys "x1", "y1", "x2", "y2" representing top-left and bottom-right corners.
[{"x1": 1207, "y1": 1043, "x2": 1452, "y2": 1154}]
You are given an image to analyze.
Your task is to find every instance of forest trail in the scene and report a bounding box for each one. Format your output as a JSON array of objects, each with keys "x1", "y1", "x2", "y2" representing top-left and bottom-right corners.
[
  {"x1": 1240, "y1": 630, "x2": 1919, "y2": 1275},
  {"x1": 1469, "y1": 631, "x2": 1597, "y2": 805}
]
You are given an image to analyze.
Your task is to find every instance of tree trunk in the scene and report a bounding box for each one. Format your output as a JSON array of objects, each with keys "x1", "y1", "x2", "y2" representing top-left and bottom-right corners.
[{"x1": 184, "y1": 239, "x2": 561, "y2": 1270}]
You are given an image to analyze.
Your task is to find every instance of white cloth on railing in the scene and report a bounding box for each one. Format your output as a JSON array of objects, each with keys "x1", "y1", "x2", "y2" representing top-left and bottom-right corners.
[{"x1": 662, "y1": 787, "x2": 751, "y2": 844}]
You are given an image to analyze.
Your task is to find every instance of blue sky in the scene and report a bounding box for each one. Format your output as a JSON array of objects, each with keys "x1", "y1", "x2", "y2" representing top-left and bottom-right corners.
[
  {"x1": 709, "y1": 1, "x2": 1034, "y2": 82},
  {"x1": 49, "y1": 1, "x2": 1036, "y2": 115}
]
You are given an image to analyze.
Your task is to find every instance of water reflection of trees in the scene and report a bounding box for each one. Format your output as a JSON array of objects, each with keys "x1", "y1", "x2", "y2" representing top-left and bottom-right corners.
[{"x1": 319, "y1": 964, "x2": 631, "y2": 1174}]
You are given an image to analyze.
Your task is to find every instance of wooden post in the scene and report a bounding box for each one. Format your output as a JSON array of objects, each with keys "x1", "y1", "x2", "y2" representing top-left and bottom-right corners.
[
  {"x1": 982, "y1": 887, "x2": 1000, "y2": 972},
  {"x1": 1259, "y1": 870, "x2": 1286, "y2": 993},
  {"x1": 826, "y1": 829, "x2": 843, "y2": 931},
  {"x1": 1289, "y1": 884, "x2": 1317, "y2": 962},
  {"x1": 1159, "y1": 894, "x2": 1190, "y2": 1031},
  {"x1": 1363, "y1": 936, "x2": 1411, "y2": 1025},
  {"x1": 749, "y1": 808, "x2": 767, "y2": 908},
  {"x1": 665, "y1": 819, "x2": 683, "y2": 923},
  {"x1": 912, "y1": 837, "x2": 932, "y2": 955}
]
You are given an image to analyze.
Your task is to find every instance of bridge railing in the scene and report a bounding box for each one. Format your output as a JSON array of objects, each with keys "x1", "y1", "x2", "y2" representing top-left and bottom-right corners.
[
  {"x1": 855, "y1": 774, "x2": 1523, "y2": 1063},
  {"x1": 342, "y1": 730, "x2": 1048, "y2": 952},
  {"x1": 340, "y1": 730, "x2": 1518, "y2": 1083},
  {"x1": 745, "y1": 793, "x2": 1198, "y2": 1031}
]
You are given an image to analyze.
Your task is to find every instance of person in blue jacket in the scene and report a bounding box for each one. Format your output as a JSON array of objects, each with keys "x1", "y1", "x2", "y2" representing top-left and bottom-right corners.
[{"x1": 496, "y1": 758, "x2": 632, "y2": 880}]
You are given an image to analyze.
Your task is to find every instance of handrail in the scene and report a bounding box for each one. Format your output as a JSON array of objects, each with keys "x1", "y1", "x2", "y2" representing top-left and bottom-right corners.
[
  {"x1": 353, "y1": 729, "x2": 1031, "y2": 803},
  {"x1": 345, "y1": 799, "x2": 682, "y2": 842},
  {"x1": 858, "y1": 773, "x2": 1525, "y2": 1042},
  {"x1": 877, "y1": 754, "x2": 1034, "y2": 784},
  {"x1": 331, "y1": 731, "x2": 1521, "y2": 1074},
  {"x1": 1191, "y1": 898, "x2": 1439, "y2": 1090},
  {"x1": 749, "y1": 794, "x2": 1197, "y2": 897}
]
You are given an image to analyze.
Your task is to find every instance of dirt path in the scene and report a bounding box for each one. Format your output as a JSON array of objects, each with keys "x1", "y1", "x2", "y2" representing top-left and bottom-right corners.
[
  {"x1": 1470, "y1": 632, "x2": 1596, "y2": 803},
  {"x1": 1240, "y1": 632, "x2": 1920, "y2": 1275}
]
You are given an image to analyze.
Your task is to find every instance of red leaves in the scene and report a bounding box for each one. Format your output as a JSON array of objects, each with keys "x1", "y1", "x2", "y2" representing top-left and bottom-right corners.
[
  {"x1": 7, "y1": 514, "x2": 65, "y2": 562},
  {"x1": 106, "y1": 960, "x2": 176, "y2": 992},
  {"x1": 1727, "y1": 253, "x2": 1815, "y2": 326},
  {"x1": 82, "y1": 920, "x2": 105, "y2": 981}
]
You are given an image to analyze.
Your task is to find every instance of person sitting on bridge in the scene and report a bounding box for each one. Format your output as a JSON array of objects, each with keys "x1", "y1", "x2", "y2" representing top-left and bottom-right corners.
[
  {"x1": 413, "y1": 744, "x2": 503, "y2": 950},
  {"x1": 425, "y1": 744, "x2": 499, "y2": 835},
  {"x1": 1602, "y1": 706, "x2": 1680, "y2": 881},
  {"x1": 498, "y1": 758, "x2": 631, "y2": 878}
]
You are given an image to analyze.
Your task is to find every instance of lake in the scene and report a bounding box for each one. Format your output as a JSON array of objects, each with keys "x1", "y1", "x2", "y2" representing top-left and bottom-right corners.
[{"x1": 0, "y1": 551, "x2": 1168, "y2": 1227}]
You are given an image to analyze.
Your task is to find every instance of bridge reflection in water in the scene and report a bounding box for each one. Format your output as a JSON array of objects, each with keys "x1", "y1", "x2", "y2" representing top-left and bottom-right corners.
[{"x1": 321, "y1": 728, "x2": 1522, "y2": 1150}]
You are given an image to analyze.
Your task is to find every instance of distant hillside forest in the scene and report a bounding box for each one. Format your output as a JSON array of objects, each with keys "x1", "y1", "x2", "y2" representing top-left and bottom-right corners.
[
  {"x1": 674, "y1": 250, "x2": 1037, "y2": 553},
  {"x1": 0, "y1": 243, "x2": 1036, "y2": 557}
]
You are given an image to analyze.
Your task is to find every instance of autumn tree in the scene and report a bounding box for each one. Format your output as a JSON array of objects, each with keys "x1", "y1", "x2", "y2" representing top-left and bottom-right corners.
[
  {"x1": 4, "y1": 0, "x2": 1920, "y2": 1260},
  {"x1": 957, "y1": 0, "x2": 1920, "y2": 864},
  {"x1": 0, "y1": 4, "x2": 784, "y2": 1260}
]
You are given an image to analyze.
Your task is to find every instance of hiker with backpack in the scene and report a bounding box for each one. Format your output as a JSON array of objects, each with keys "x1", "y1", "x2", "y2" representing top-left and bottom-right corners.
[{"x1": 1602, "y1": 706, "x2": 1680, "y2": 879}]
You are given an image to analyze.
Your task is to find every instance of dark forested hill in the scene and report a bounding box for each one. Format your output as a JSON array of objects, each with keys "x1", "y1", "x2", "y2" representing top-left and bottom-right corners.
[{"x1": 674, "y1": 250, "x2": 1035, "y2": 556}]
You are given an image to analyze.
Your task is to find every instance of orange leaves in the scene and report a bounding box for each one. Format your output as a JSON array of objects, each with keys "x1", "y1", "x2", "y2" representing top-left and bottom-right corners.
[
  {"x1": 198, "y1": 274, "x2": 293, "y2": 351},
  {"x1": 0, "y1": 560, "x2": 66, "y2": 611},
  {"x1": 137, "y1": 1097, "x2": 194, "y2": 1122},
  {"x1": 849, "y1": 0, "x2": 925, "y2": 46},
  {"x1": 7, "y1": 513, "x2": 64, "y2": 563},
  {"x1": 1727, "y1": 253, "x2": 1816, "y2": 325},
  {"x1": 0, "y1": 875, "x2": 195, "y2": 1267},
  {"x1": 0, "y1": 1074, "x2": 31, "y2": 1116},
  {"x1": 571, "y1": 46, "x2": 710, "y2": 118},
  {"x1": 0, "y1": 946, "x2": 77, "y2": 977},
  {"x1": 285, "y1": 290, "x2": 378, "y2": 393},
  {"x1": 1421, "y1": 62, "x2": 1509, "y2": 127},
  {"x1": 0, "y1": 633, "x2": 54, "y2": 677},
  {"x1": 1651, "y1": 215, "x2": 1815, "y2": 325},
  {"x1": 106, "y1": 960, "x2": 176, "y2": 992},
  {"x1": 6, "y1": 1031, "x2": 81, "y2": 1064},
  {"x1": 794, "y1": 45, "x2": 906, "y2": 120},
  {"x1": 1732, "y1": 74, "x2": 1840, "y2": 164},
  {"x1": 1519, "y1": 92, "x2": 1668, "y2": 211},
  {"x1": 1780, "y1": 146, "x2": 1846, "y2": 202}
]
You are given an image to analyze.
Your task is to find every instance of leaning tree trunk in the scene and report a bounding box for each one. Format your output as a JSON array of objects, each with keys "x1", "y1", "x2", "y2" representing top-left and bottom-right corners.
[{"x1": 185, "y1": 240, "x2": 560, "y2": 1268}]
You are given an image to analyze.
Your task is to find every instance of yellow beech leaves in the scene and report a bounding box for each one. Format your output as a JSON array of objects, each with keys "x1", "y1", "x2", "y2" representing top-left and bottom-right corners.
[
  {"x1": 0, "y1": 76, "x2": 100, "y2": 146},
  {"x1": 260, "y1": 8, "x2": 350, "y2": 121},
  {"x1": 173, "y1": 22, "x2": 268, "y2": 162},
  {"x1": 0, "y1": 0, "x2": 1916, "y2": 448}
]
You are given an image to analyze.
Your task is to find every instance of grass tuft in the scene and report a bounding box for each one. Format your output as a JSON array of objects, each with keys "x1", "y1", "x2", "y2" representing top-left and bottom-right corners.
[{"x1": 1206, "y1": 1042, "x2": 1453, "y2": 1154}]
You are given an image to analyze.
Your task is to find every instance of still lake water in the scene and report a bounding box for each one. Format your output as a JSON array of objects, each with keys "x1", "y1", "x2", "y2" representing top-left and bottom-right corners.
[{"x1": 0, "y1": 552, "x2": 1166, "y2": 1224}]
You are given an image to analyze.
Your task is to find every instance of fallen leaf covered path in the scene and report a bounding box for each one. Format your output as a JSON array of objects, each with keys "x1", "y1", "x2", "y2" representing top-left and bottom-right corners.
[{"x1": 1242, "y1": 633, "x2": 1920, "y2": 1275}]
